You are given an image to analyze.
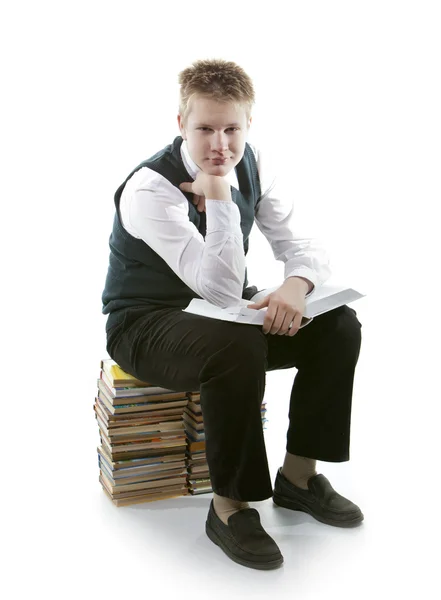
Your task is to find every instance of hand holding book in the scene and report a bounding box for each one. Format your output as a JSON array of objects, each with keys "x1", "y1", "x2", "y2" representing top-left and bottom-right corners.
[
  {"x1": 183, "y1": 277, "x2": 366, "y2": 330},
  {"x1": 247, "y1": 278, "x2": 308, "y2": 336}
]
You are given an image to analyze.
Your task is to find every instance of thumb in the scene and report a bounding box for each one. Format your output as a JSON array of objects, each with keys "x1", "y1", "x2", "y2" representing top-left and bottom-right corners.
[
  {"x1": 247, "y1": 296, "x2": 269, "y2": 310},
  {"x1": 179, "y1": 182, "x2": 192, "y2": 193}
]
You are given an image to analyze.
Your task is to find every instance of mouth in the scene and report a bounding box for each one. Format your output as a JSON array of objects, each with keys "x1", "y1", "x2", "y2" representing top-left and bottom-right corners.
[{"x1": 210, "y1": 158, "x2": 229, "y2": 165}]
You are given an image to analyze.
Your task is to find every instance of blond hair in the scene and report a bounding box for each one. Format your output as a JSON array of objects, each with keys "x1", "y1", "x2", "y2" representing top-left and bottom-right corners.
[{"x1": 178, "y1": 58, "x2": 255, "y2": 126}]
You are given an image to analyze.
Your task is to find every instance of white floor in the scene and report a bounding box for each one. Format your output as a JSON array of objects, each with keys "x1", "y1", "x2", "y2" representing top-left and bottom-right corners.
[{"x1": 9, "y1": 304, "x2": 437, "y2": 600}]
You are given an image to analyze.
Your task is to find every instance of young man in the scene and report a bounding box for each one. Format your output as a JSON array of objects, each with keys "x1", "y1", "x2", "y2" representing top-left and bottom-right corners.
[{"x1": 102, "y1": 58, "x2": 363, "y2": 570}]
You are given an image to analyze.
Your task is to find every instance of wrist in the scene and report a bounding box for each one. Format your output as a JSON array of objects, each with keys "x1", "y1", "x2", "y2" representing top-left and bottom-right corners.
[
  {"x1": 283, "y1": 276, "x2": 313, "y2": 294},
  {"x1": 205, "y1": 183, "x2": 231, "y2": 202}
]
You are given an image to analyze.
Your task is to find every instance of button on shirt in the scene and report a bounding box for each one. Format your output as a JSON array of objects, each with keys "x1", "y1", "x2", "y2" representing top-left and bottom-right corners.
[{"x1": 119, "y1": 140, "x2": 332, "y2": 307}]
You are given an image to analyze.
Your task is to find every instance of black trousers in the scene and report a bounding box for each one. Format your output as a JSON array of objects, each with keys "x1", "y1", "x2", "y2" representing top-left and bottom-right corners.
[{"x1": 105, "y1": 303, "x2": 362, "y2": 502}]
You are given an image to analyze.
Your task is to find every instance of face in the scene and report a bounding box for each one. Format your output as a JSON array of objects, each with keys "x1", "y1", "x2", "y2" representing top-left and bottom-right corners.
[{"x1": 177, "y1": 96, "x2": 252, "y2": 176}]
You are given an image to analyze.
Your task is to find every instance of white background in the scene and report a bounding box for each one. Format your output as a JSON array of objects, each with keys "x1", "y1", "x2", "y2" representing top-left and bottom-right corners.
[{"x1": 2, "y1": 1, "x2": 440, "y2": 598}]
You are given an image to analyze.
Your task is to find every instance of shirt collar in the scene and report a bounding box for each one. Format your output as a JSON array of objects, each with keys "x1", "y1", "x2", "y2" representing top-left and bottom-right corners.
[{"x1": 180, "y1": 139, "x2": 239, "y2": 190}]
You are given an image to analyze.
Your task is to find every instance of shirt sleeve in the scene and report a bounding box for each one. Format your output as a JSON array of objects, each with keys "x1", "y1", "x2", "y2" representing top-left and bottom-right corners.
[
  {"x1": 250, "y1": 144, "x2": 332, "y2": 297},
  {"x1": 120, "y1": 167, "x2": 246, "y2": 308}
]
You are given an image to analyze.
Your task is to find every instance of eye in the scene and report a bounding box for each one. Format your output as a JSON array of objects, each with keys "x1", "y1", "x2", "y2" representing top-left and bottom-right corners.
[{"x1": 198, "y1": 127, "x2": 239, "y2": 132}]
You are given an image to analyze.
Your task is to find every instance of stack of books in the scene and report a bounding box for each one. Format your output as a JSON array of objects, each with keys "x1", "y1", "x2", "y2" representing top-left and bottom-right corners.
[
  {"x1": 184, "y1": 393, "x2": 212, "y2": 495},
  {"x1": 183, "y1": 392, "x2": 268, "y2": 495},
  {"x1": 95, "y1": 359, "x2": 191, "y2": 507}
]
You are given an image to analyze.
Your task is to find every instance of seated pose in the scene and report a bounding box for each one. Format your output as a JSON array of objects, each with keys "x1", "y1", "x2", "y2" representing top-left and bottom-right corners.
[{"x1": 101, "y1": 58, "x2": 364, "y2": 570}]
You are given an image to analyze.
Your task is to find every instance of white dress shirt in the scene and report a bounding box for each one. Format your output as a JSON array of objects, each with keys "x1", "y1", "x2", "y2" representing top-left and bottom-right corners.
[{"x1": 119, "y1": 139, "x2": 332, "y2": 307}]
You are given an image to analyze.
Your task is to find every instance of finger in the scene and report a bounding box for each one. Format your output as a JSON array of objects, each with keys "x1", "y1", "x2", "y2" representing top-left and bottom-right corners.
[
  {"x1": 262, "y1": 314, "x2": 273, "y2": 334},
  {"x1": 268, "y1": 307, "x2": 284, "y2": 335},
  {"x1": 287, "y1": 313, "x2": 302, "y2": 336},
  {"x1": 248, "y1": 302, "x2": 262, "y2": 310},
  {"x1": 277, "y1": 312, "x2": 296, "y2": 335},
  {"x1": 253, "y1": 297, "x2": 270, "y2": 311},
  {"x1": 263, "y1": 302, "x2": 277, "y2": 334},
  {"x1": 271, "y1": 306, "x2": 293, "y2": 335},
  {"x1": 179, "y1": 183, "x2": 191, "y2": 193},
  {"x1": 287, "y1": 324, "x2": 297, "y2": 336}
]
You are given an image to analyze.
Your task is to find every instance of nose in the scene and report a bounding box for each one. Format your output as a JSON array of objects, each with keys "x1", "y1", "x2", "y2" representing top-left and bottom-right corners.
[{"x1": 211, "y1": 132, "x2": 229, "y2": 155}]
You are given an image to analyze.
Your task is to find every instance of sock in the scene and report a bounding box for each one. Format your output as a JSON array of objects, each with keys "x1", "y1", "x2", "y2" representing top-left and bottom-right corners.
[
  {"x1": 213, "y1": 492, "x2": 250, "y2": 525},
  {"x1": 281, "y1": 452, "x2": 318, "y2": 490}
]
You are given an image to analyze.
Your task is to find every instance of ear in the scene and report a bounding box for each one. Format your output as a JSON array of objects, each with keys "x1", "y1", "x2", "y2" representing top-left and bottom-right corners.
[{"x1": 177, "y1": 114, "x2": 186, "y2": 140}]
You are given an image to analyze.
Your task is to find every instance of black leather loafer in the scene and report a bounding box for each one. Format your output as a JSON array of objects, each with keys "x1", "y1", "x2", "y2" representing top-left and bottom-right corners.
[
  {"x1": 273, "y1": 468, "x2": 364, "y2": 528},
  {"x1": 205, "y1": 500, "x2": 284, "y2": 570}
]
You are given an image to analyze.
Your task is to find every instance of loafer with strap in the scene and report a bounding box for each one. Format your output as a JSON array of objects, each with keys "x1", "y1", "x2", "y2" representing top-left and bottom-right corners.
[
  {"x1": 205, "y1": 499, "x2": 284, "y2": 570},
  {"x1": 273, "y1": 467, "x2": 364, "y2": 528}
]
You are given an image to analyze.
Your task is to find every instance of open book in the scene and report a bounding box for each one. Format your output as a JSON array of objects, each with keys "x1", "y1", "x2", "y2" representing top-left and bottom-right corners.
[{"x1": 183, "y1": 279, "x2": 366, "y2": 329}]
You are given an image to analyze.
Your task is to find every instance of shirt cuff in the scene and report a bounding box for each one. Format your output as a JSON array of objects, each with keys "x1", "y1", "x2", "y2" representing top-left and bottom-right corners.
[
  {"x1": 205, "y1": 199, "x2": 242, "y2": 235},
  {"x1": 284, "y1": 269, "x2": 318, "y2": 297}
]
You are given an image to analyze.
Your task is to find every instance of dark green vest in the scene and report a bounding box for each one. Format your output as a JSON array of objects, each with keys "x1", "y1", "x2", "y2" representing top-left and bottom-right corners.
[{"x1": 101, "y1": 135, "x2": 262, "y2": 316}]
